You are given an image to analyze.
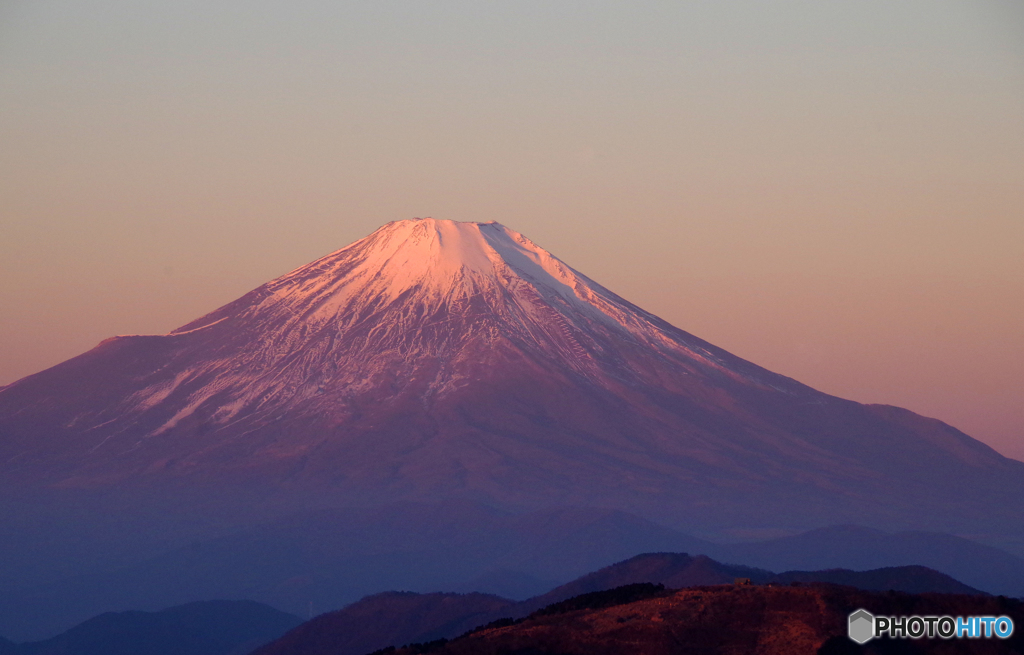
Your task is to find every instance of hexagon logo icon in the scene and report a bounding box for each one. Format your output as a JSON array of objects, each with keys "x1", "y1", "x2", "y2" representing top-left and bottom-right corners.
[{"x1": 848, "y1": 609, "x2": 874, "y2": 644}]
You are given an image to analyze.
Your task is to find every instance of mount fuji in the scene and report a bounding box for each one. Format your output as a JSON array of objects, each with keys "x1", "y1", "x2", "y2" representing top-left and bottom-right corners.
[
  {"x1": 1, "y1": 218, "x2": 1022, "y2": 636},
  {"x1": 2, "y1": 217, "x2": 1020, "y2": 532}
]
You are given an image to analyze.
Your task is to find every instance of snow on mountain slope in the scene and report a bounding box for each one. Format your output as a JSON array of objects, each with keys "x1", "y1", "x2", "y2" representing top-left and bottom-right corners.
[
  {"x1": 70, "y1": 217, "x2": 794, "y2": 444},
  {"x1": 0, "y1": 218, "x2": 1021, "y2": 538}
]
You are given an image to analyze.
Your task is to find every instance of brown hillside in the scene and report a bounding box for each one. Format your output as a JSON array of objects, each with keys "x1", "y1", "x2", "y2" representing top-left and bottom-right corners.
[{"x1": 399, "y1": 584, "x2": 1023, "y2": 655}]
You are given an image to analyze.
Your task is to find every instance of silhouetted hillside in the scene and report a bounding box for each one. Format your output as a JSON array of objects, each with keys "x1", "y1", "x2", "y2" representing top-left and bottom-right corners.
[
  {"x1": 9, "y1": 600, "x2": 299, "y2": 655},
  {"x1": 396, "y1": 584, "x2": 1024, "y2": 655}
]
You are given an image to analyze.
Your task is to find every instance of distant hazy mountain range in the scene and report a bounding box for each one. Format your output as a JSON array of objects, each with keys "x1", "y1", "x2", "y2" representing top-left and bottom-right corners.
[
  {"x1": 4, "y1": 503, "x2": 1024, "y2": 642},
  {"x1": 0, "y1": 601, "x2": 299, "y2": 655},
  {"x1": 0, "y1": 554, "x2": 988, "y2": 655},
  {"x1": 2, "y1": 218, "x2": 1021, "y2": 639}
]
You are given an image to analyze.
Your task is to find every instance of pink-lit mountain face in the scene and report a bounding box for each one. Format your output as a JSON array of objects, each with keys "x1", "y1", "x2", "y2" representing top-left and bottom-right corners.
[{"x1": 0, "y1": 218, "x2": 1021, "y2": 536}]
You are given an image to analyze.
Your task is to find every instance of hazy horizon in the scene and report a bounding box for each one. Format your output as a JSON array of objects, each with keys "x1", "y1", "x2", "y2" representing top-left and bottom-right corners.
[{"x1": 1, "y1": 1, "x2": 1022, "y2": 460}]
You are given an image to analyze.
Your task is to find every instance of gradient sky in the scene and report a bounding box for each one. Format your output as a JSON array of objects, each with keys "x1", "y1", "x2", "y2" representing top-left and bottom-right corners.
[{"x1": 1, "y1": 1, "x2": 1022, "y2": 459}]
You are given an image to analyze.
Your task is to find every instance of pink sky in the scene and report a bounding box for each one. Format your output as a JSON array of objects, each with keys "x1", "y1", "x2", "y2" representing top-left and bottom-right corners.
[{"x1": 1, "y1": 1, "x2": 1022, "y2": 460}]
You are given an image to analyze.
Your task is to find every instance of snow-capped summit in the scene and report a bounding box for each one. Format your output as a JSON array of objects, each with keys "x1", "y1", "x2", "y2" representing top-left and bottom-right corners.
[
  {"x1": 269, "y1": 217, "x2": 582, "y2": 302},
  {"x1": 1, "y1": 218, "x2": 1021, "y2": 540},
  {"x1": 221, "y1": 217, "x2": 610, "y2": 326},
  {"x1": 190, "y1": 217, "x2": 664, "y2": 339}
]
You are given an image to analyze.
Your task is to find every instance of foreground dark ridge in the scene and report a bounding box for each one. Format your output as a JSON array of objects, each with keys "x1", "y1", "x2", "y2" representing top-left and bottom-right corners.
[{"x1": 385, "y1": 584, "x2": 1024, "y2": 655}]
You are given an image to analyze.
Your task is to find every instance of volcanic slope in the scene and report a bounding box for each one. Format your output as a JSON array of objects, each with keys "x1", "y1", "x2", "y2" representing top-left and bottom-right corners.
[{"x1": 0, "y1": 218, "x2": 1021, "y2": 537}]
